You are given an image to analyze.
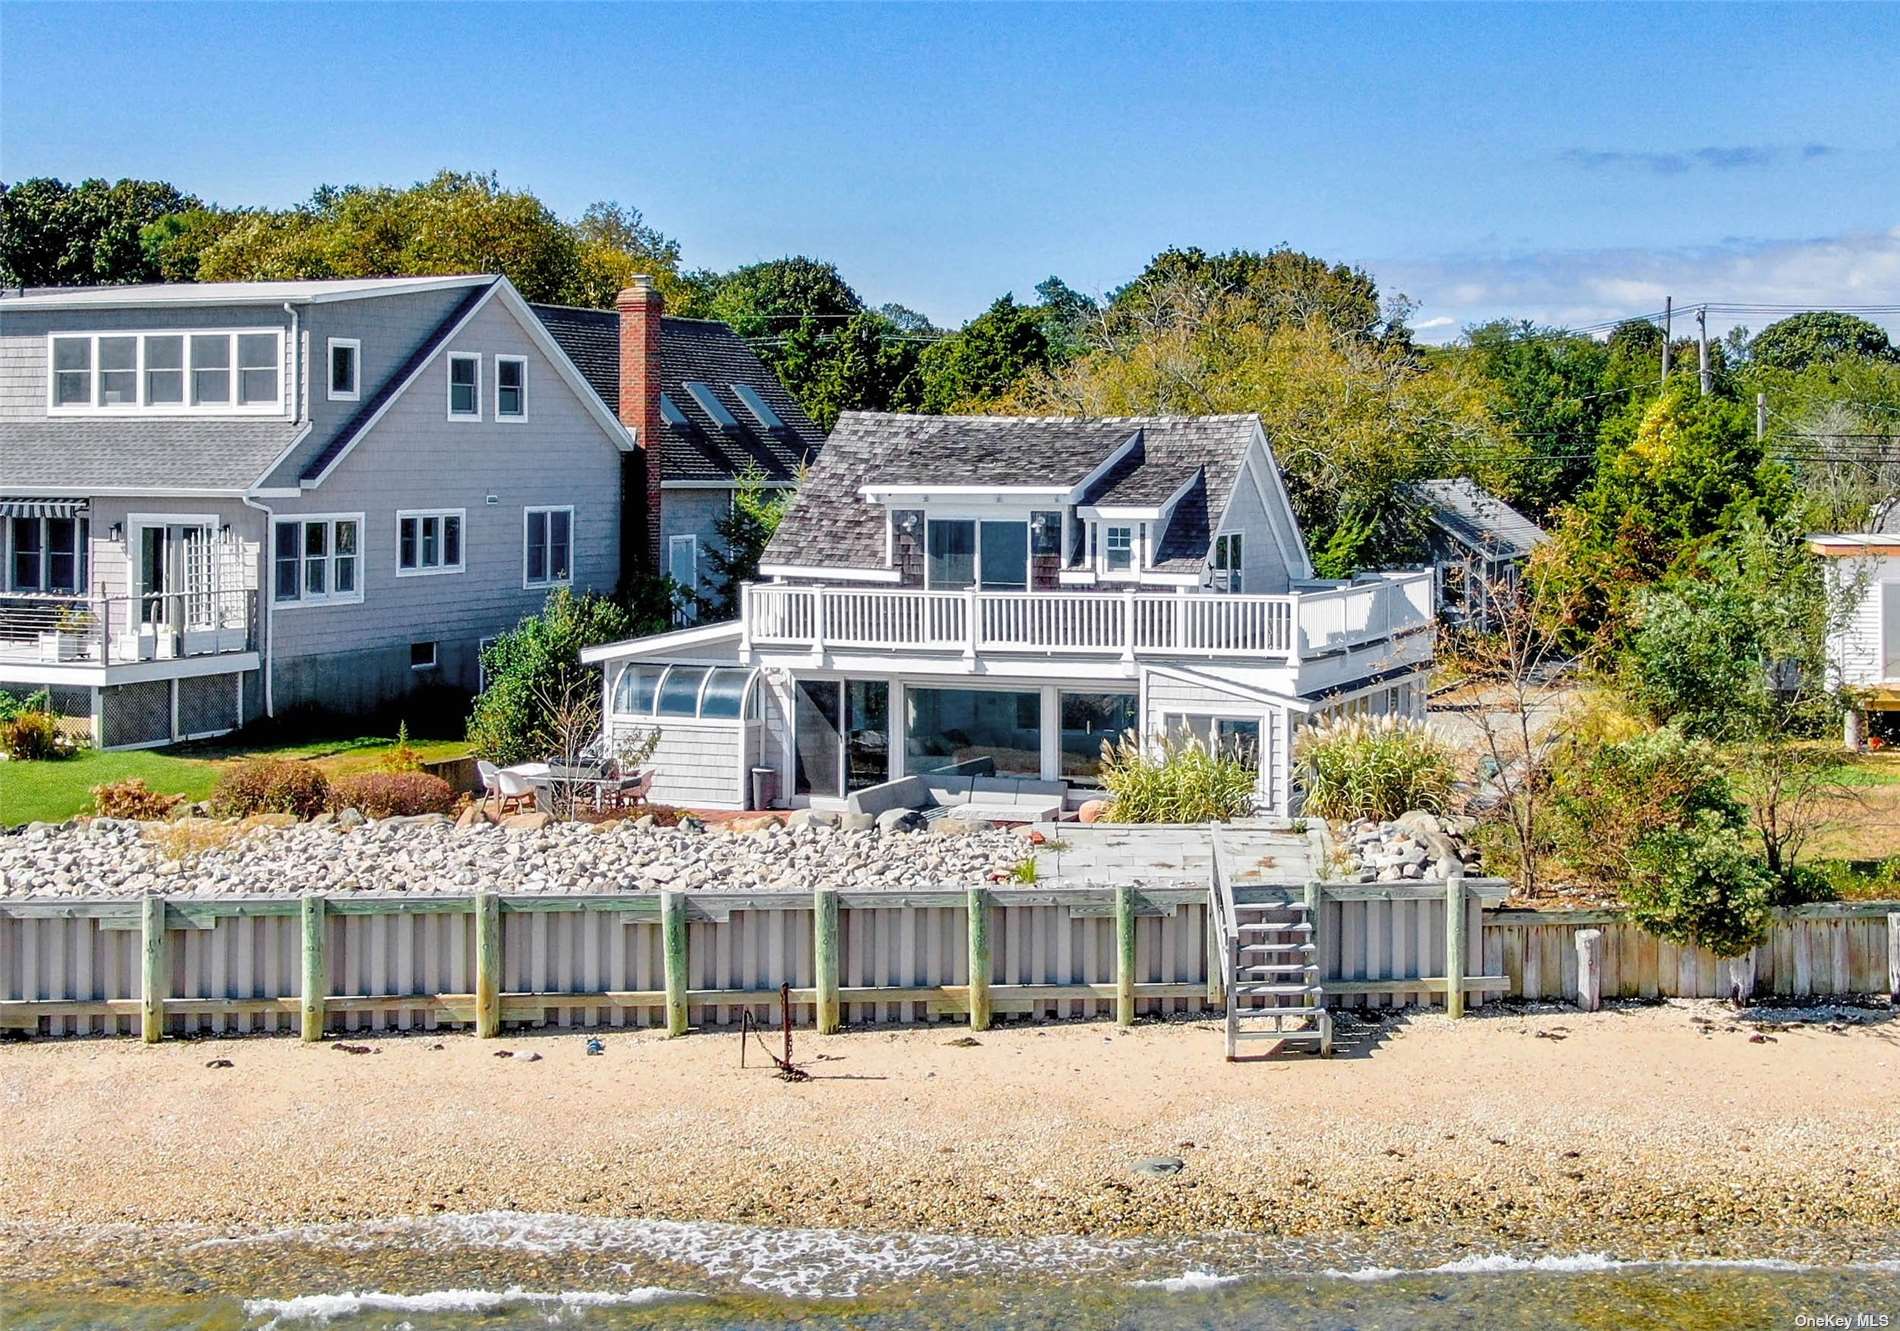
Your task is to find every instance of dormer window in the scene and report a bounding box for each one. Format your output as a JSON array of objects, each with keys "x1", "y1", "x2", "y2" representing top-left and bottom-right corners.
[
  {"x1": 49, "y1": 329, "x2": 283, "y2": 414},
  {"x1": 1104, "y1": 525, "x2": 1134, "y2": 572}
]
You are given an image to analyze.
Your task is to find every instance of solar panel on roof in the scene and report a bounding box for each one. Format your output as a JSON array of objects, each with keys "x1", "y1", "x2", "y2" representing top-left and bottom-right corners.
[
  {"x1": 659, "y1": 392, "x2": 693, "y2": 429},
  {"x1": 683, "y1": 381, "x2": 744, "y2": 434},
  {"x1": 730, "y1": 382, "x2": 788, "y2": 434}
]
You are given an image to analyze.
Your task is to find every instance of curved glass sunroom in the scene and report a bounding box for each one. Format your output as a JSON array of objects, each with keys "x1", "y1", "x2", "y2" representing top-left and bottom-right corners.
[{"x1": 612, "y1": 664, "x2": 762, "y2": 721}]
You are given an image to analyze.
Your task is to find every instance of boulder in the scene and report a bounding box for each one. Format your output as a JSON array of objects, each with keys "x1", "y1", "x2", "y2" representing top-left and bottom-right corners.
[
  {"x1": 787, "y1": 808, "x2": 841, "y2": 830},
  {"x1": 1395, "y1": 809, "x2": 1443, "y2": 839},
  {"x1": 934, "y1": 817, "x2": 994, "y2": 836},
  {"x1": 501, "y1": 811, "x2": 554, "y2": 832},
  {"x1": 727, "y1": 813, "x2": 785, "y2": 834},
  {"x1": 876, "y1": 808, "x2": 926, "y2": 834},
  {"x1": 1077, "y1": 799, "x2": 1109, "y2": 824},
  {"x1": 840, "y1": 812, "x2": 878, "y2": 834},
  {"x1": 336, "y1": 808, "x2": 366, "y2": 828}
]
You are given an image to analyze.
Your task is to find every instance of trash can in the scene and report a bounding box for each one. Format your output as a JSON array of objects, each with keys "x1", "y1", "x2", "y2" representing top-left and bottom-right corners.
[{"x1": 750, "y1": 766, "x2": 778, "y2": 811}]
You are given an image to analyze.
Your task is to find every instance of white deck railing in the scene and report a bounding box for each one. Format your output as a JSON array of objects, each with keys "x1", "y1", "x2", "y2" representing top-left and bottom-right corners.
[
  {"x1": 744, "y1": 572, "x2": 1431, "y2": 662},
  {"x1": 0, "y1": 589, "x2": 257, "y2": 668}
]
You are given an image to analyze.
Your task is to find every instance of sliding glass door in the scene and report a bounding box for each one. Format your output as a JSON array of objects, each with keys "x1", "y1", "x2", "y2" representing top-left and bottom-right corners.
[{"x1": 794, "y1": 678, "x2": 890, "y2": 799}]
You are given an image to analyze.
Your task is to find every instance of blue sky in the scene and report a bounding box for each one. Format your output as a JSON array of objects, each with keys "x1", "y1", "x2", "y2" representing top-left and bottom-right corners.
[{"x1": 4, "y1": 2, "x2": 1898, "y2": 340}]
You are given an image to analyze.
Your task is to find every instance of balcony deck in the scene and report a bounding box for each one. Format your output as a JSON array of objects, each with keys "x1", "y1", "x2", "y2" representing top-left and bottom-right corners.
[
  {"x1": 0, "y1": 590, "x2": 257, "y2": 679},
  {"x1": 742, "y1": 571, "x2": 1433, "y2": 665}
]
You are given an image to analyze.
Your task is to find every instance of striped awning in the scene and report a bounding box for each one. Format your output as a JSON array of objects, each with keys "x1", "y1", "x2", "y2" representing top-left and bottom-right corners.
[{"x1": 0, "y1": 497, "x2": 89, "y2": 519}]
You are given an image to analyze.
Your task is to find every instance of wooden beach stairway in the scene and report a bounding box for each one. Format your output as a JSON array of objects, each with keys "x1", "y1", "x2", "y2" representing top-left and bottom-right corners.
[{"x1": 1217, "y1": 888, "x2": 1332, "y2": 1059}]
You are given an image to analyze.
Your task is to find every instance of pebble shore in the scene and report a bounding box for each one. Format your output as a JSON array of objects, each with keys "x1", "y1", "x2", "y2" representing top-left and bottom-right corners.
[{"x1": 0, "y1": 815, "x2": 1031, "y2": 899}]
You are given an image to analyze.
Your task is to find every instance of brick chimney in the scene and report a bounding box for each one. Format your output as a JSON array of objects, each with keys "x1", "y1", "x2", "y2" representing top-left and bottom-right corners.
[{"x1": 617, "y1": 274, "x2": 665, "y2": 571}]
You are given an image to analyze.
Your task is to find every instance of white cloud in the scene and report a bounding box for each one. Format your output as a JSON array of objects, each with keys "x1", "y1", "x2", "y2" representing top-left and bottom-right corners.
[{"x1": 1381, "y1": 226, "x2": 1900, "y2": 343}]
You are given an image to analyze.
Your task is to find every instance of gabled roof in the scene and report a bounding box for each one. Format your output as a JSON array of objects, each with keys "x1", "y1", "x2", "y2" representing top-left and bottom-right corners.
[
  {"x1": 530, "y1": 305, "x2": 822, "y2": 483},
  {"x1": 0, "y1": 275, "x2": 491, "y2": 310},
  {"x1": 1408, "y1": 478, "x2": 1547, "y2": 560},
  {"x1": 762, "y1": 413, "x2": 1264, "y2": 574}
]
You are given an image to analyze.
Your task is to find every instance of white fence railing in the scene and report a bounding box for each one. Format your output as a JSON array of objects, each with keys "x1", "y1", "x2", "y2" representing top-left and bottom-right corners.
[
  {"x1": 0, "y1": 590, "x2": 256, "y2": 667},
  {"x1": 745, "y1": 572, "x2": 1432, "y2": 661}
]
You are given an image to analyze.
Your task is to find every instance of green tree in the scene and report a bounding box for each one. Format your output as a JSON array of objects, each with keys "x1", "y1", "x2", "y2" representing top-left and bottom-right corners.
[
  {"x1": 1460, "y1": 321, "x2": 1611, "y2": 515},
  {"x1": 1, "y1": 177, "x2": 198, "y2": 286},
  {"x1": 1033, "y1": 275, "x2": 1099, "y2": 362},
  {"x1": 1749, "y1": 311, "x2": 1897, "y2": 373},
  {"x1": 1107, "y1": 244, "x2": 1390, "y2": 342},
  {"x1": 467, "y1": 589, "x2": 633, "y2": 764},
  {"x1": 567, "y1": 200, "x2": 687, "y2": 308},
  {"x1": 918, "y1": 294, "x2": 1051, "y2": 411},
  {"x1": 139, "y1": 207, "x2": 244, "y2": 282},
  {"x1": 702, "y1": 465, "x2": 797, "y2": 620}
]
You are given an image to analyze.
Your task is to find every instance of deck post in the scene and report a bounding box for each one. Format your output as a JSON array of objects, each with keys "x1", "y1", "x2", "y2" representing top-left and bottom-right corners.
[
  {"x1": 299, "y1": 893, "x2": 327, "y2": 1042},
  {"x1": 1115, "y1": 883, "x2": 1136, "y2": 1026},
  {"x1": 966, "y1": 887, "x2": 991, "y2": 1031},
  {"x1": 814, "y1": 888, "x2": 841, "y2": 1033},
  {"x1": 1120, "y1": 589, "x2": 1137, "y2": 663},
  {"x1": 139, "y1": 895, "x2": 166, "y2": 1044},
  {"x1": 662, "y1": 890, "x2": 689, "y2": 1036},
  {"x1": 1444, "y1": 870, "x2": 1467, "y2": 1019},
  {"x1": 1575, "y1": 928, "x2": 1602, "y2": 1013},
  {"x1": 473, "y1": 890, "x2": 501, "y2": 1038},
  {"x1": 1888, "y1": 913, "x2": 1899, "y2": 1009}
]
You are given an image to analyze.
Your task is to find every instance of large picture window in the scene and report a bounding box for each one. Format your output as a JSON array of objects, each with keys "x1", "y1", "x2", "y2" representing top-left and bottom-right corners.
[
  {"x1": 794, "y1": 678, "x2": 889, "y2": 798},
  {"x1": 48, "y1": 329, "x2": 281, "y2": 414},
  {"x1": 6, "y1": 513, "x2": 89, "y2": 594},
  {"x1": 906, "y1": 686, "x2": 1041, "y2": 778},
  {"x1": 273, "y1": 516, "x2": 361, "y2": 606},
  {"x1": 1165, "y1": 713, "x2": 1261, "y2": 769},
  {"x1": 1059, "y1": 691, "x2": 1138, "y2": 784}
]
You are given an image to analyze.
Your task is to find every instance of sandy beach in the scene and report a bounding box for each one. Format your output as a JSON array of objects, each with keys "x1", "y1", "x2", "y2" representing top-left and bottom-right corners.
[{"x1": 2, "y1": 1001, "x2": 1896, "y2": 1262}]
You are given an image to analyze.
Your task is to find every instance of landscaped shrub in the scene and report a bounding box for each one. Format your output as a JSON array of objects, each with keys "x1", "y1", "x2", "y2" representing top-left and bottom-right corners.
[
  {"x1": 329, "y1": 771, "x2": 457, "y2": 818},
  {"x1": 1293, "y1": 714, "x2": 1456, "y2": 821},
  {"x1": 1625, "y1": 820, "x2": 1777, "y2": 958},
  {"x1": 91, "y1": 778, "x2": 187, "y2": 821},
  {"x1": 208, "y1": 759, "x2": 330, "y2": 819},
  {"x1": 377, "y1": 721, "x2": 424, "y2": 773},
  {"x1": 1, "y1": 709, "x2": 65, "y2": 761},
  {"x1": 468, "y1": 588, "x2": 635, "y2": 765},
  {"x1": 0, "y1": 688, "x2": 52, "y2": 724},
  {"x1": 1098, "y1": 729, "x2": 1256, "y2": 824},
  {"x1": 1544, "y1": 727, "x2": 1745, "y2": 897}
]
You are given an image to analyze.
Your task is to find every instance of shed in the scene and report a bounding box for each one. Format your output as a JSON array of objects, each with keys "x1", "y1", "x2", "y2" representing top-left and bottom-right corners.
[{"x1": 1407, "y1": 479, "x2": 1547, "y2": 630}]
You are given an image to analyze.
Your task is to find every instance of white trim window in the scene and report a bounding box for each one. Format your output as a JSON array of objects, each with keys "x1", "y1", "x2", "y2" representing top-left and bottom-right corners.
[
  {"x1": 1213, "y1": 531, "x2": 1243, "y2": 592},
  {"x1": 47, "y1": 329, "x2": 283, "y2": 415},
  {"x1": 668, "y1": 533, "x2": 698, "y2": 591},
  {"x1": 495, "y1": 354, "x2": 527, "y2": 420},
  {"x1": 7, "y1": 515, "x2": 88, "y2": 593},
  {"x1": 327, "y1": 338, "x2": 361, "y2": 401},
  {"x1": 396, "y1": 508, "x2": 465, "y2": 576},
  {"x1": 447, "y1": 352, "x2": 481, "y2": 419},
  {"x1": 273, "y1": 515, "x2": 362, "y2": 606},
  {"x1": 523, "y1": 505, "x2": 573, "y2": 588},
  {"x1": 1104, "y1": 524, "x2": 1134, "y2": 573}
]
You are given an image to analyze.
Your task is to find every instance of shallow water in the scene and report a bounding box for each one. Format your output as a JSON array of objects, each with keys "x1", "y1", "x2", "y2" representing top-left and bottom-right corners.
[{"x1": 6, "y1": 1213, "x2": 1897, "y2": 1330}]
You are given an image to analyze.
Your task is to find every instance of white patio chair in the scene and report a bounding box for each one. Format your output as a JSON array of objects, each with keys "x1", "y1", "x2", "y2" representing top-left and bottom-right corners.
[
  {"x1": 476, "y1": 760, "x2": 505, "y2": 816},
  {"x1": 496, "y1": 766, "x2": 537, "y2": 815}
]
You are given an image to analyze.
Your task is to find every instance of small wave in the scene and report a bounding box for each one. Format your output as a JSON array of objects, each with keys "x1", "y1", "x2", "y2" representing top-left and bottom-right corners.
[
  {"x1": 1130, "y1": 1270, "x2": 1247, "y2": 1292},
  {"x1": 244, "y1": 1284, "x2": 687, "y2": 1326},
  {"x1": 1323, "y1": 1253, "x2": 1900, "y2": 1282}
]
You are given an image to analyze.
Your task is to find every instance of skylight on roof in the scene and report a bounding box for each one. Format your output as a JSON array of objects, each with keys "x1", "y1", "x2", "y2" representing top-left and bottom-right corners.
[
  {"x1": 659, "y1": 392, "x2": 693, "y2": 429},
  {"x1": 731, "y1": 382, "x2": 787, "y2": 434},
  {"x1": 683, "y1": 381, "x2": 744, "y2": 433}
]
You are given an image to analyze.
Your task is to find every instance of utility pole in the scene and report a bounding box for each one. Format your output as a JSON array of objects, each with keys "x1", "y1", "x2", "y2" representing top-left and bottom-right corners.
[
  {"x1": 1661, "y1": 296, "x2": 1672, "y2": 384},
  {"x1": 1756, "y1": 393, "x2": 1767, "y2": 442},
  {"x1": 1696, "y1": 306, "x2": 1711, "y2": 397}
]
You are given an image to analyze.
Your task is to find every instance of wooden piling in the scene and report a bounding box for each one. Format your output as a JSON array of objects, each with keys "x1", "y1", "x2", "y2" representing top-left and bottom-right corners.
[
  {"x1": 661, "y1": 890, "x2": 688, "y2": 1036},
  {"x1": 1888, "y1": 913, "x2": 1899, "y2": 1008},
  {"x1": 1575, "y1": 928, "x2": 1602, "y2": 1012},
  {"x1": 139, "y1": 895, "x2": 166, "y2": 1044},
  {"x1": 473, "y1": 891, "x2": 501, "y2": 1038},
  {"x1": 1115, "y1": 884, "x2": 1136, "y2": 1027},
  {"x1": 1444, "y1": 871, "x2": 1467, "y2": 1019},
  {"x1": 966, "y1": 887, "x2": 991, "y2": 1031},
  {"x1": 814, "y1": 888, "x2": 841, "y2": 1033},
  {"x1": 300, "y1": 893, "x2": 326, "y2": 1042}
]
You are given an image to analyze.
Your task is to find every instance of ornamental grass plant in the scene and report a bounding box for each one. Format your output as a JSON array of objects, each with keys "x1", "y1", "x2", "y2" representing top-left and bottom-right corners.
[
  {"x1": 1293, "y1": 713, "x2": 1456, "y2": 821},
  {"x1": 1099, "y1": 729, "x2": 1256, "y2": 824}
]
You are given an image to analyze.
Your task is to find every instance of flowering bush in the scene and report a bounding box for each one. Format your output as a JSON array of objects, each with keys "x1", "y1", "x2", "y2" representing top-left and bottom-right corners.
[{"x1": 328, "y1": 771, "x2": 457, "y2": 818}]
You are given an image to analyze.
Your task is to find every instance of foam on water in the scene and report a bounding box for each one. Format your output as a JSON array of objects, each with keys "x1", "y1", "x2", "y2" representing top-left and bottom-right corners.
[
  {"x1": 1131, "y1": 1270, "x2": 1248, "y2": 1292},
  {"x1": 244, "y1": 1284, "x2": 687, "y2": 1326},
  {"x1": 1321, "y1": 1252, "x2": 1900, "y2": 1282}
]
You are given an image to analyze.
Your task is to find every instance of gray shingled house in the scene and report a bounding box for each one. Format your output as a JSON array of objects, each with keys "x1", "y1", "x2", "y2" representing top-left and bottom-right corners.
[
  {"x1": 1406, "y1": 478, "x2": 1547, "y2": 631},
  {"x1": 0, "y1": 273, "x2": 818, "y2": 748},
  {"x1": 582, "y1": 412, "x2": 1436, "y2": 814}
]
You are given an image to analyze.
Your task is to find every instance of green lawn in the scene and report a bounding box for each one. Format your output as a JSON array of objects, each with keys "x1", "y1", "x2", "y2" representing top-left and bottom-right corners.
[{"x1": 0, "y1": 734, "x2": 470, "y2": 826}]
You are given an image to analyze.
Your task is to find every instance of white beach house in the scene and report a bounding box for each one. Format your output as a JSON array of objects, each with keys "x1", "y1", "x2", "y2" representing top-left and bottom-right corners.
[
  {"x1": 1811, "y1": 517, "x2": 1900, "y2": 747},
  {"x1": 582, "y1": 413, "x2": 1435, "y2": 814}
]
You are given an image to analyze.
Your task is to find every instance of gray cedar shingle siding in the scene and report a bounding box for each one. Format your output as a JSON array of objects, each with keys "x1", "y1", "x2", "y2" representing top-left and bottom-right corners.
[
  {"x1": 763, "y1": 412, "x2": 1262, "y2": 574},
  {"x1": 529, "y1": 305, "x2": 822, "y2": 483},
  {"x1": 1407, "y1": 478, "x2": 1547, "y2": 559}
]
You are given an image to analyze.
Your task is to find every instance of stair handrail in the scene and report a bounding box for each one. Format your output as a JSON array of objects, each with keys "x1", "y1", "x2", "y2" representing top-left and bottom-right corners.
[{"x1": 1208, "y1": 825, "x2": 1241, "y2": 993}]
